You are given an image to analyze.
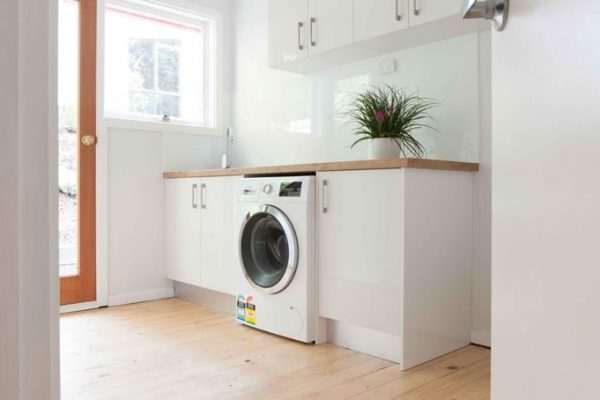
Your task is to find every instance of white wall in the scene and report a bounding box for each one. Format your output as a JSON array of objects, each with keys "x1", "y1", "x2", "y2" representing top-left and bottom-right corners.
[
  {"x1": 99, "y1": 0, "x2": 234, "y2": 306},
  {"x1": 0, "y1": 0, "x2": 60, "y2": 398},
  {"x1": 492, "y1": 1, "x2": 600, "y2": 399},
  {"x1": 231, "y1": 0, "x2": 481, "y2": 166}
]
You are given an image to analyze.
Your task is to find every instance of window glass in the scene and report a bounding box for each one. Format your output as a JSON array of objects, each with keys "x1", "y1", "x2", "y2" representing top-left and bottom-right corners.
[{"x1": 105, "y1": 1, "x2": 215, "y2": 126}]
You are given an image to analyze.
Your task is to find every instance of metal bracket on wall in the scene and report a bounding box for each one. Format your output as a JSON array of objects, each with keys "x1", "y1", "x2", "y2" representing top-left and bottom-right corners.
[{"x1": 461, "y1": 0, "x2": 509, "y2": 31}]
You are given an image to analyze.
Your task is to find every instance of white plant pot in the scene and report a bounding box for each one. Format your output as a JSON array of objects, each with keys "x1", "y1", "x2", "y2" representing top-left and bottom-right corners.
[{"x1": 368, "y1": 138, "x2": 399, "y2": 160}]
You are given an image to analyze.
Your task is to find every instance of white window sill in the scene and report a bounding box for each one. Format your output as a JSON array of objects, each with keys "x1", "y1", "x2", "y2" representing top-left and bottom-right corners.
[{"x1": 102, "y1": 116, "x2": 221, "y2": 136}]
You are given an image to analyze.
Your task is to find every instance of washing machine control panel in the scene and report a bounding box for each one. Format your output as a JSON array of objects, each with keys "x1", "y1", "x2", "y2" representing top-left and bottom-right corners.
[
  {"x1": 263, "y1": 184, "x2": 273, "y2": 194},
  {"x1": 278, "y1": 181, "x2": 302, "y2": 197},
  {"x1": 239, "y1": 176, "x2": 314, "y2": 203}
]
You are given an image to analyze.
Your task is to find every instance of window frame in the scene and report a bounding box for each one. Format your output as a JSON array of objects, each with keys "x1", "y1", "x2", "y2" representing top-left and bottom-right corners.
[{"x1": 101, "y1": 0, "x2": 223, "y2": 135}]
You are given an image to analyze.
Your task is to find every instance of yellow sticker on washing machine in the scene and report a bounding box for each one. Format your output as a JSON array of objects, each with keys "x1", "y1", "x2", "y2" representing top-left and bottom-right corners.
[{"x1": 245, "y1": 296, "x2": 256, "y2": 325}]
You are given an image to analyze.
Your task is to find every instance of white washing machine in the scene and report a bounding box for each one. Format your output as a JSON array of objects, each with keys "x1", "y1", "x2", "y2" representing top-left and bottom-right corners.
[{"x1": 235, "y1": 175, "x2": 318, "y2": 343}]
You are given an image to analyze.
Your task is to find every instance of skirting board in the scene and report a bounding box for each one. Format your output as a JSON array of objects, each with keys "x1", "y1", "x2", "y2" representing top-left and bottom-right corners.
[
  {"x1": 108, "y1": 287, "x2": 174, "y2": 307},
  {"x1": 60, "y1": 300, "x2": 100, "y2": 314},
  {"x1": 174, "y1": 282, "x2": 235, "y2": 315},
  {"x1": 327, "y1": 319, "x2": 404, "y2": 365},
  {"x1": 471, "y1": 329, "x2": 491, "y2": 347}
]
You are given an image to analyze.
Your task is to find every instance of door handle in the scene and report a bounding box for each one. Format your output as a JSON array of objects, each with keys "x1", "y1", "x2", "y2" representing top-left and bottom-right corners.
[
  {"x1": 322, "y1": 180, "x2": 328, "y2": 214},
  {"x1": 413, "y1": 0, "x2": 420, "y2": 16},
  {"x1": 298, "y1": 21, "x2": 304, "y2": 50},
  {"x1": 200, "y1": 183, "x2": 207, "y2": 209},
  {"x1": 81, "y1": 135, "x2": 97, "y2": 146},
  {"x1": 192, "y1": 184, "x2": 198, "y2": 209},
  {"x1": 310, "y1": 17, "x2": 316, "y2": 47},
  {"x1": 396, "y1": 0, "x2": 402, "y2": 20}
]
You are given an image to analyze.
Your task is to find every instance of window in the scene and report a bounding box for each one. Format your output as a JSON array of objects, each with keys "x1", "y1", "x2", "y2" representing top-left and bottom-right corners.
[{"x1": 104, "y1": 0, "x2": 218, "y2": 127}]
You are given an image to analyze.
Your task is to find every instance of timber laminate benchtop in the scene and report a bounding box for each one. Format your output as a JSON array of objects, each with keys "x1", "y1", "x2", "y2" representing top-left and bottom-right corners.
[{"x1": 163, "y1": 158, "x2": 479, "y2": 178}]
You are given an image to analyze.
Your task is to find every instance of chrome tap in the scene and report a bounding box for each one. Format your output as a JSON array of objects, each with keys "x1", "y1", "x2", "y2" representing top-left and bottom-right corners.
[{"x1": 222, "y1": 127, "x2": 233, "y2": 169}]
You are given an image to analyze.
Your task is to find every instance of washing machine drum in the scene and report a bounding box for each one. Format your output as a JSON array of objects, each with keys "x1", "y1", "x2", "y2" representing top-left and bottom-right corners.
[{"x1": 240, "y1": 205, "x2": 299, "y2": 294}]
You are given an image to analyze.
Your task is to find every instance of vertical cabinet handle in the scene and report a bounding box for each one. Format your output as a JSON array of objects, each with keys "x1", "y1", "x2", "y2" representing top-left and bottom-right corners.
[
  {"x1": 310, "y1": 17, "x2": 316, "y2": 47},
  {"x1": 413, "y1": 0, "x2": 420, "y2": 15},
  {"x1": 322, "y1": 180, "x2": 328, "y2": 214},
  {"x1": 297, "y1": 21, "x2": 304, "y2": 50},
  {"x1": 192, "y1": 184, "x2": 198, "y2": 209},
  {"x1": 396, "y1": 0, "x2": 402, "y2": 20},
  {"x1": 200, "y1": 183, "x2": 207, "y2": 209}
]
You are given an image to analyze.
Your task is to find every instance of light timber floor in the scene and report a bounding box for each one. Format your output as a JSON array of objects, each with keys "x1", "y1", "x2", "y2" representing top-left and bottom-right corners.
[{"x1": 61, "y1": 298, "x2": 490, "y2": 399}]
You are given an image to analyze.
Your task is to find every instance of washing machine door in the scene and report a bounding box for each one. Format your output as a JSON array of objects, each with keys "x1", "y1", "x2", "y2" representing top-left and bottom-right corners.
[{"x1": 239, "y1": 205, "x2": 299, "y2": 294}]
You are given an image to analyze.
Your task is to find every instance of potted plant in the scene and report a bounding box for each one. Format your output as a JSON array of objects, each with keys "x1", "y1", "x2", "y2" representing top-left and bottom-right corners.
[{"x1": 345, "y1": 85, "x2": 436, "y2": 160}]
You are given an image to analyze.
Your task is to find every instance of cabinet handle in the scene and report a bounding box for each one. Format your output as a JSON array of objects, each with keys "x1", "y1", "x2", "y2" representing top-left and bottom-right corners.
[
  {"x1": 413, "y1": 0, "x2": 420, "y2": 15},
  {"x1": 297, "y1": 21, "x2": 304, "y2": 50},
  {"x1": 322, "y1": 179, "x2": 328, "y2": 214},
  {"x1": 200, "y1": 183, "x2": 207, "y2": 209},
  {"x1": 396, "y1": 0, "x2": 402, "y2": 20},
  {"x1": 192, "y1": 184, "x2": 198, "y2": 209},
  {"x1": 310, "y1": 17, "x2": 316, "y2": 47}
]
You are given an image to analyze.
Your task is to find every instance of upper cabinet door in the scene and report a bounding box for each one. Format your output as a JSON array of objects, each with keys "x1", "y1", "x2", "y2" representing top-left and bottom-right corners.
[
  {"x1": 354, "y1": 0, "x2": 409, "y2": 42},
  {"x1": 408, "y1": 0, "x2": 462, "y2": 26},
  {"x1": 198, "y1": 176, "x2": 237, "y2": 295},
  {"x1": 268, "y1": 0, "x2": 309, "y2": 67},
  {"x1": 308, "y1": 0, "x2": 353, "y2": 55},
  {"x1": 165, "y1": 178, "x2": 202, "y2": 286}
]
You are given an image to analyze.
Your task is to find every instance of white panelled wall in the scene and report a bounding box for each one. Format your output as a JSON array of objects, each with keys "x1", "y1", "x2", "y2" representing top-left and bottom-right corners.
[
  {"x1": 492, "y1": 0, "x2": 600, "y2": 398},
  {"x1": 97, "y1": 0, "x2": 234, "y2": 307}
]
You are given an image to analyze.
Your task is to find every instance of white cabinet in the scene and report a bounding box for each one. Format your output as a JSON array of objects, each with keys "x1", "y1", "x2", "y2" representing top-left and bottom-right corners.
[
  {"x1": 165, "y1": 176, "x2": 238, "y2": 295},
  {"x1": 318, "y1": 170, "x2": 405, "y2": 336},
  {"x1": 307, "y1": 0, "x2": 354, "y2": 55},
  {"x1": 354, "y1": 0, "x2": 409, "y2": 42},
  {"x1": 409, "y1": 0, "x2": 463, "y2": 27},
  {"x1": 165, "y1": 178, "x2": 202, "y2": 286},
  {"x1": 269, "y1": 0, "x2": 482, "y2": 73},
  {"x1": 198, "y1": 176, "x2": 237, "y2": 295},
  {"x1": 268, "y1": 0, "x2": 308, "y2": 66},
  {"x1": 268, "y1": 0, "x2": 353, "y2": 66},
  {"x1": 318, "y1": 168, "x2": 473, "y2": 368}
]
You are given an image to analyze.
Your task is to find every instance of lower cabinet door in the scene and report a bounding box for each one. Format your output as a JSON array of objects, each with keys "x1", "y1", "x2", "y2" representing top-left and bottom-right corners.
[
  {"x1": 165, "y1": 178, "x2": 202, "y2": 286},
  {"x1": 198, "y1": 176, "x2": 238, "y2": 295},
  {"x1": 317, "y1": 169, "x2": 405, "y2": 335}
]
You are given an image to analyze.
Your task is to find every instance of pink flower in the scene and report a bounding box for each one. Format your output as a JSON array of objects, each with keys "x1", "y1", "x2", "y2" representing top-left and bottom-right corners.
[{"x1": 374, "y1": 111, "x2": 385, "y2": 124}]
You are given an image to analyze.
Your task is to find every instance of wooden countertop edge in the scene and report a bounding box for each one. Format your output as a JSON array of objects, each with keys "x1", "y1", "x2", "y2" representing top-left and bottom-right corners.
[{"x1": 163, "y1": 158, "x2": 479, "y2": 178}]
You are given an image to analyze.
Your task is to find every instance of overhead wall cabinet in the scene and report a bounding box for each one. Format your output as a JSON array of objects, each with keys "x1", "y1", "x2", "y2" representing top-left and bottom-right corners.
[
  {"x1": 165, "y1": 176, "x2": 237, "y2": 295},
  {"x1": 408, "y1": 0, "x2": 464, "y2": 26},
  {"x1": 354, "y1": 0, "x2": 409, "y2": 42},
  {"x1": 268, "y1": 0, "x2": 353, "y2": 66},
  {"x1": 317, "y1": 168, "x2": 473, "y2": 368},
  {"x1": 268, "y1": 0, "x2": 487, "y2": 73}
]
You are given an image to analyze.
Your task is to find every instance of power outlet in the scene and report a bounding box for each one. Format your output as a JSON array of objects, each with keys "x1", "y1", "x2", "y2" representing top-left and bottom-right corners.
[{"x1": 378, "y1": 59, "x2": 396, "y2": 75}]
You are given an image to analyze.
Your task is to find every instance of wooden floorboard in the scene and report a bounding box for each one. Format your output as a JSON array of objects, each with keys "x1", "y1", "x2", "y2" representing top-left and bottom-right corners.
[{"x1": 60, "y1": 298, "x2": 490, "y2": 400}]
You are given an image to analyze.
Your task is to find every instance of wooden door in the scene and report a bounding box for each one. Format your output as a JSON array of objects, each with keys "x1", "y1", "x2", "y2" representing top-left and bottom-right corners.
[{"x1": 60, "y1": 0, "x2": 97, "y2": 305}]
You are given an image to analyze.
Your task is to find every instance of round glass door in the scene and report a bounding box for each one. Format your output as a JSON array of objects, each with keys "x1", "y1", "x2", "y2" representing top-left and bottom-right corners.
[{"x1": 239, "y1": 205, "x2": 298, "y2": 294}]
